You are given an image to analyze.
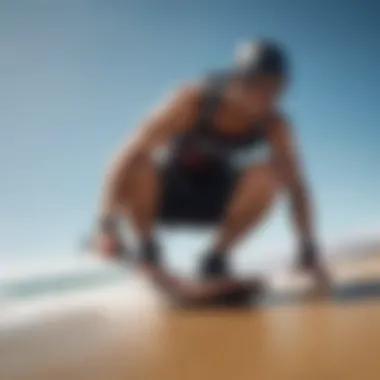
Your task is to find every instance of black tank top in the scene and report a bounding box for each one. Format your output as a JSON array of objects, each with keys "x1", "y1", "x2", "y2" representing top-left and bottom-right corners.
[{"x1": 170, "y1": 73, "x2": 271, "y2": 172}]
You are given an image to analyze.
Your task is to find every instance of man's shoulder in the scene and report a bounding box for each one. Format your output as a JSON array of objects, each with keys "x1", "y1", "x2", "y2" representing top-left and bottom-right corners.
[
  {"x1": 153, "y1": 82, "x2": 203, "y2": 119},
  {"x1": 169, "y1": 82, "x2": 204, "y2": 107},
  {"x1": 267, "y1": 109, "x2": 293, "y2": 130},
  {"x1": 265, "y1": 110, "x2": 294, "y2": 141},
  {"x1": 270, "y1": 108, "x2": 291, "y2": 125}
]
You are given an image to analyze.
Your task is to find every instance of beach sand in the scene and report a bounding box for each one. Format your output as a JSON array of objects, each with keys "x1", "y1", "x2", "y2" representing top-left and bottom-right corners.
[{"x1": 1, "y1": 255, "x2": 380, "y2": 380}]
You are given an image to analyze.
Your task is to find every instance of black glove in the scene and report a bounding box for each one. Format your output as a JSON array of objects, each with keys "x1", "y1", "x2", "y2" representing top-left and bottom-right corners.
[{"x1": 199, "y1": 251, "x2": 229, "y2": 279}]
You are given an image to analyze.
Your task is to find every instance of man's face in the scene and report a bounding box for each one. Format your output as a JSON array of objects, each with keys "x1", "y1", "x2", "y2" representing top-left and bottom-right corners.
[{"x1": 242, "y1": 75, "x2": 284, "y2": 114}]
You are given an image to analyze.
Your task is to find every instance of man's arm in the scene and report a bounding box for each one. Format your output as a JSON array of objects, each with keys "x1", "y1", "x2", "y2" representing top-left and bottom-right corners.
[
  {"x1": 268, "y1": 116, "x2": 318, "y2": 267},
  {"x1": 100, "y1": 85, "x2": 201, "y2": 218}
]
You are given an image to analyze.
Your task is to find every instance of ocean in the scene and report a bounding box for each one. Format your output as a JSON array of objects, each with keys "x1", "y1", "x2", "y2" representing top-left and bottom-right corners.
[{"x1": 0, "y1": 257, "x2": 129, "y2": 303}]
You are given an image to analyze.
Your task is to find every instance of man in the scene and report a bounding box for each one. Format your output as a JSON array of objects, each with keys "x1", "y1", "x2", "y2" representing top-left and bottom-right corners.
[{"x1": 96, "y1": 38, "x2": 329, "y2": 299}]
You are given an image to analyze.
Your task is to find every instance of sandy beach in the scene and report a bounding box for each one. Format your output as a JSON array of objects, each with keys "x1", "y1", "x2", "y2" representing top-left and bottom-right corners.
[{"x1": 1, "y1": 255, "x2": 380, "y2": 380}]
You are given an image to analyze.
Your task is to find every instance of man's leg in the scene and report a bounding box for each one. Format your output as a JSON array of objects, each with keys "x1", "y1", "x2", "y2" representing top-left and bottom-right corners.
[{"x1": 201, "y1": 163, "x2": 278, "y2": 277}]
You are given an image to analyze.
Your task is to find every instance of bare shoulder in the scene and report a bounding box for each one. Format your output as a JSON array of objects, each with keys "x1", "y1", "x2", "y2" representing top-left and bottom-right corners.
[
  {"x1": 149, "y1": 82, "x2": 203, "y2": 130},
  {"x1": 267, "y1": 110, "x2": 293, "y2": 140},
  {"x1": 270, "y1": 110, "x2": 292, "y2": 128},
  {"x1": 178, "y1": 81, "x2": 204, "y2": 100},
  {"x1": 160, "y1": 82, "x2": 203, "y2": 111}
]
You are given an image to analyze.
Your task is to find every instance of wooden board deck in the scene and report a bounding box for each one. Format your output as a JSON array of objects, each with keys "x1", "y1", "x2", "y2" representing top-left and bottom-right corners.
[{"x1": 1, "y1": 254, "x2": 380, "y2": 380}]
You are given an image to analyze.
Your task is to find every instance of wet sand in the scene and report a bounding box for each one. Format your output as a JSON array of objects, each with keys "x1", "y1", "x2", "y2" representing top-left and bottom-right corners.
[{"x1": 1, "y1": 255, "x2": 380, "y2": 380}]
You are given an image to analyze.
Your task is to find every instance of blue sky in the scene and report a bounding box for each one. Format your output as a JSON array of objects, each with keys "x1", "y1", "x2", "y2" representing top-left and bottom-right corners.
[{"x1": 1, "y1": 1, "x2": 379, "y2": 266}]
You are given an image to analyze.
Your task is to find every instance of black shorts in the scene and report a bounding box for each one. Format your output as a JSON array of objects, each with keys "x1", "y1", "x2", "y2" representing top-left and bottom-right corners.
[{"x1": 157, "y1": 163, "x2": 239, "y2": 226}]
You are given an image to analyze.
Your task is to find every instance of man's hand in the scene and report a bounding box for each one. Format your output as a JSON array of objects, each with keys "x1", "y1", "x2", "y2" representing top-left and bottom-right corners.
[{"x1": 94, "y1": 215, "x2": 126, "y2": 260}]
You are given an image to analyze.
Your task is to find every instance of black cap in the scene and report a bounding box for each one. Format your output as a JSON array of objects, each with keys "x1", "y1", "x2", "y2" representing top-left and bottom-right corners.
[{"x1": 234, "y1": 38, "x2": 288, "y2": 80}]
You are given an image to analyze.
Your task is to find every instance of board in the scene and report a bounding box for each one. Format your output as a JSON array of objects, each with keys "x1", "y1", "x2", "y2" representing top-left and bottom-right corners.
[{"x1": 1, "y1": 254, "x2": 380, "y2": 380}]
